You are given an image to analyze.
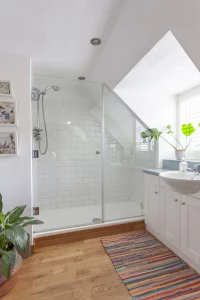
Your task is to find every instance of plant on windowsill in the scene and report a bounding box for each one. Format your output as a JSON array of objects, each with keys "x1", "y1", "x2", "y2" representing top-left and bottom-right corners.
[
  {"x1": 140, "y1": 123, "x2": 200, "y2": 160},
  {"x1": 0, "y1": 194, "x2": 43, "y2": 298}
]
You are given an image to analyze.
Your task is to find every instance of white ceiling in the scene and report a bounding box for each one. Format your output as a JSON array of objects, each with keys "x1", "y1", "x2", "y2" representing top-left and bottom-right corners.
[
  {"x1": 2, "y1": 0, "x2": 200, "y2": 90},
  {"x1": 0, "y1": 0, "x2": 123, "y2": 80}
]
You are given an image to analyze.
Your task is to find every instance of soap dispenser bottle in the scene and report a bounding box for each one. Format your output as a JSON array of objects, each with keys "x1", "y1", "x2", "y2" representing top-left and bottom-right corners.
[{"x1": 179, "y1": 158, "x2": 188, "y2": 172}]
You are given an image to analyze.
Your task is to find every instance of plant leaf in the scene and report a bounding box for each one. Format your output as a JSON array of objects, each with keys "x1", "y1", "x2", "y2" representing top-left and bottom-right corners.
[
  {"x1": 0, "y1": 213, "x2": 5, "y2": 225},
  {"x1": 166, "y1": 124, "x2": 174, "y2": 134},
  {"x1": 22, "y1": 219, "x2": 44, "y2": 227},
  {"x1": 140, "y1": 128, "x2": 162, "y2": 141},
  {"x1": 1, "y1": 252, "x2": 12, "y2": 280},
  {"x1": 0, "y1": 194, "x2": 3, "y2": 214},
  {"x1": 5, "y1": 225, "x2": 28, "y2": 251},
  {"x1": 182, "y1": 123, "x2": 195, "y2": 136},
  {"x1": 6, "y1": 205, "x2": 26, "y2": 224}
]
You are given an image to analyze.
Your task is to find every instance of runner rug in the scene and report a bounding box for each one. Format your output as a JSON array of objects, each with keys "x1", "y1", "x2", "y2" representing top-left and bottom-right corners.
[{"x1": 102, "y1": 232, "x2": 200, "y2": 299}]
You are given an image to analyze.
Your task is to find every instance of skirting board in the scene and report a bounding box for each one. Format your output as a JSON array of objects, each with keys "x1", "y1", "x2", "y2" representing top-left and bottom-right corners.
[{"x1": 33, "y1": 220, "x2": 145, "y2": 250}]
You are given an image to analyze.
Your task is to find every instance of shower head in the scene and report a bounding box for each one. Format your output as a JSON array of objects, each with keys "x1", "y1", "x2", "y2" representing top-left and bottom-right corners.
[{"x1": 42, "y1": 86, "x2": 60, "y2": 94}]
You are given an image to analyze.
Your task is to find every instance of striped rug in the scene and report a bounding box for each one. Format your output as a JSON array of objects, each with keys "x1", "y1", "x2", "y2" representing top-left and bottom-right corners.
[{"x1": 102, "y1": 232, "x2": 200, "y2": 299}]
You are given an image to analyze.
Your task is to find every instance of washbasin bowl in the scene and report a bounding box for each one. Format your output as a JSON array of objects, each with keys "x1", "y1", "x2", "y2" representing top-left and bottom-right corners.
[{"x1": 159, "y1": 171, "x2": 200, "y2": 194}]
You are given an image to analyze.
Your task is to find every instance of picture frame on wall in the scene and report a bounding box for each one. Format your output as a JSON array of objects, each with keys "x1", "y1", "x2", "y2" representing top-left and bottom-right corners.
[
  {"x1": 0, "y1": 81, "x2": 13, "y2": 97},
  {"x1": 0, "y1": 101, "x2": 17, "y2": 125},
  {"x1": 0, "y1": 132, "x2": 18, "y2": 155}
]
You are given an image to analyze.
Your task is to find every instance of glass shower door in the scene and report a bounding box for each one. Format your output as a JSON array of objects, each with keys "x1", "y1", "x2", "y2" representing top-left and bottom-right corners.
[
  {"x1": 32, "y1": 75, "x2": 103, "y2": 233},
  {"x1": 103, "y1": 85, "x2": 157, "y2": 222}
]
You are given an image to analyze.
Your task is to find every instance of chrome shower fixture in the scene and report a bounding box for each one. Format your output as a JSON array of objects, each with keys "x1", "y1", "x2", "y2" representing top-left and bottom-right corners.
[
  {"x1": 42, "y1": 86, "x2": 60, "y2": 95},
  {"x1": 32, "y1": 85, "x2": 60, "y2": 155},
  {"x1": 31, "y1": 85, "x2": 60, "y2": 100}
]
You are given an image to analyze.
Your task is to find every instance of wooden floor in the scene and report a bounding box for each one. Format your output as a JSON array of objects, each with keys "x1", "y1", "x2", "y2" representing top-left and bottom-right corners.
[{"x1": 3, "y1": 230, "x2": 144, "y2": 300}]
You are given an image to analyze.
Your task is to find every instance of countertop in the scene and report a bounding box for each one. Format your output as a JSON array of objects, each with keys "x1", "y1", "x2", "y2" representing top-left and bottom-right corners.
[{"x1": 143, "y1": 169, "x2": 170, "y2": 176}]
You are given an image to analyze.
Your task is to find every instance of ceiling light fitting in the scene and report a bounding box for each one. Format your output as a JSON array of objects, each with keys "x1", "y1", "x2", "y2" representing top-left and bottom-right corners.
[
  {"x1": 90, "y1": 38, "x2": 101, "y2": 46},
  {"x1": 78, "y1": 76, "x2": 85, "y2": 80}
]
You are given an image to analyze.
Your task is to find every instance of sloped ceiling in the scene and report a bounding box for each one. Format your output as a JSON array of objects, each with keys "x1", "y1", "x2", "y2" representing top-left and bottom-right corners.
[{"x1": 90, "y1": 0, "x2": 200, "y2": 87}]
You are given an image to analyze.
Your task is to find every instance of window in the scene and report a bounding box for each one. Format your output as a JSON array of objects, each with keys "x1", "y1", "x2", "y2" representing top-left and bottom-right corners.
[{"x1": 178, "y1": 86, "x2": 200, "y2": 158}]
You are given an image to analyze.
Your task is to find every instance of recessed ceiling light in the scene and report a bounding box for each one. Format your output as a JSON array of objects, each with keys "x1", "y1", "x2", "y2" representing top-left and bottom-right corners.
[
  {"x1": 78, "y1": 76, "x2": 86, "y2": 80},
  {"x1": 90, "y1": 38, "x2": 101, "y2": 46},
  {"x1": 67, "y1": 121, "x2": 71, "y2": 125}
]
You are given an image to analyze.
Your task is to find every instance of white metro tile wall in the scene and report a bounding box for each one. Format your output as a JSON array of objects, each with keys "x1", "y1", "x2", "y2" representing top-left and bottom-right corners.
[{"x1": 36, "y1": 107, "x2": 136, "y2": 211}]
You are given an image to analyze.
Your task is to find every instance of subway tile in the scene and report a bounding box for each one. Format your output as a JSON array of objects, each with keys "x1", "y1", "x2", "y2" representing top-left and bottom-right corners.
[
  {"x1": 63, "y1": 161, "x2": 77, "y2": 167},
  {"x1": 71, "y1": 155, "x2": 84, "y2": 161},
  {"x1": 84, "y1": 143, "x2": 95, "y2": 149},
  {"x1": 70, "y1": 200, "x2": 84, "y2": 208},
  {"x1": 40, "y1": 198, "x2": 51, "y2": 205},
  {"x1": 77, "y1": 195, "x2": 90, "y2": 201},
  {"x1": 63, "y1": 149, "x2": 77, "y2": 155},
  {"x1": 83, "y1": 199, "x2": 96, "y2": 206},
  {"x1": 82, "y1": 120, "x2": 94, "y2": 126},
  {"x1": 58, "y1": 203, "x2": 71, "y2": 209},
  {"x1": 51, "y1": 197, "x2": 63, "y2": 204},
  {"x1": 71, "y1": 190, "x2": 89, "y2": 196},
  {"x1": 106, "y1": 197, "x2": 118, "y2": 203},
  {"x1": 58, "y1": 190, "x2": 71, "y2": 197},
  {"x1": 43, "y1": 204, "x2": 58, "y2": 211},
  {"x1": 63, "y1": 196, "x2": 77, "y2": 202},
  {"x1": 70, "y1": 167, "x2": 83, "y2": 173},
  {"x1": 70, "y1": 143, "x2": 83, "y2": 148},
  {"x1": 83, "y1": 155, "x2": 95, "y2": 161},
  {"x1": 90, "y1": 126, "x2": 101, "y2": 132}
]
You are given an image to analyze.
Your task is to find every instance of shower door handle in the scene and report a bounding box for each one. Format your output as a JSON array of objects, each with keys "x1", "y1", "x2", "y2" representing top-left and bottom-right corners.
[{"x1": 96, "y1": 151, "x2": 100, "y2": 154}]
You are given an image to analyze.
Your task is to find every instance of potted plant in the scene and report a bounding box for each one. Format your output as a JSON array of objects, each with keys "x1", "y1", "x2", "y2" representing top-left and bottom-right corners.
[
  {"x1": 0, "y1": 194, "x2": 43, "y2": 298},
  {"x1": 140, "y1": 123, "x2": 199, "y2": 160}
]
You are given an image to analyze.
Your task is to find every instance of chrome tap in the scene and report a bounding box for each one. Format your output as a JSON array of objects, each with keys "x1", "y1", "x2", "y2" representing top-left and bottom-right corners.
[{"x1": 187, "y1": 164, "x2": 200, "y2": 175}]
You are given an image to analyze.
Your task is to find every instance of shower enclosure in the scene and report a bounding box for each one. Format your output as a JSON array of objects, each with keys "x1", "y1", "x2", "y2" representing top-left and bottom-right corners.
[{"x1": 32, "y1": 75, "x2": 157, "y2": 235}]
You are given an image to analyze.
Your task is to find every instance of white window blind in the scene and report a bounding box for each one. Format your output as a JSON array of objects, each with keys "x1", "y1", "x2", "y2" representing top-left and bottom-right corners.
[{"x1": 179, "y1": 92, "x2": 200, "y2": 154}]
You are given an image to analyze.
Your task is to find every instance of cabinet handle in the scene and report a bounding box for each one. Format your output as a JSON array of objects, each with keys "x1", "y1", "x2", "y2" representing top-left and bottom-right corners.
[
  {"x1": 174, "y1": 199, "x2": 178, "y2": 202},
  {"x1": 154, "y1": 191, "x2": 158, "y2": 194},
  {"x1": 181, "y1": 202, "x2": 186, "y2": 205}
]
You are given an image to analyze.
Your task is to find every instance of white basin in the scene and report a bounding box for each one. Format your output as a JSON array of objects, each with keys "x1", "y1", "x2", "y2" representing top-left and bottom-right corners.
[{"x1": 159, "y1": 171, "x2": 200, "y2": 194}]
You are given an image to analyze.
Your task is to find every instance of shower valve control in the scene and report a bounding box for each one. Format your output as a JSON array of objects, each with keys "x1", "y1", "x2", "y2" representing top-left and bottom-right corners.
[{"x1": 96, "y1": 151, "x2": 100, "y2": 154}]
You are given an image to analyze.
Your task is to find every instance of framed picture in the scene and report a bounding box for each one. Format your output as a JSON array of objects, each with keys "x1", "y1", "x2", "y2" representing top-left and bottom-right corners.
[
  {"x1": 0, "y1": 132, "x2": 18, "y2": 155},
  {"x1": 0, "y1": 101, "x2": 16, "y2": 125},
  {"x1": 0, "y1": 81, "x2": 13, "y2": 97}
]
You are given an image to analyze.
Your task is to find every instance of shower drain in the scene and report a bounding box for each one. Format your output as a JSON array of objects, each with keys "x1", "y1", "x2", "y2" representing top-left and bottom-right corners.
[{"x1": 92, "y1": 218, "x2": 102, "y2": 224}]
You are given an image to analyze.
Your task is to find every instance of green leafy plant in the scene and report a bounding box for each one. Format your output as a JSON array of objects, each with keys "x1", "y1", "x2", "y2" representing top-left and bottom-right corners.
[
  {"x1": 141, "y1": 123, "x2": 199, "y2": 150},
  {"x1": 0, "y1": 194, "x2": 43, "y2": 279}
]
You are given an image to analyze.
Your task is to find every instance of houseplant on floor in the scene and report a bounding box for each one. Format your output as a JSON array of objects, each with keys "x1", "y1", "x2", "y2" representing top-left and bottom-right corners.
[
  {"x1": 0, "y1": 193, "x2": 43, "y2": 298},
  {"x1": 140, "y1": 123, "x2": 199, "y2": 160}
]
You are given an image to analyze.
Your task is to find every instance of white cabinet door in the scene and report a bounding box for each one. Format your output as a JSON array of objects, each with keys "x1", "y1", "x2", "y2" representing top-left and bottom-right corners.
[
  {"x1": 160, "y1": 187, "x2": 180, "y2": 248},
  {"x1": 181, "y1": 195, "x2": 200, "y2": 265},
  {"x1": 144, "y1": 174, "x2": 159, "y2": 232}
]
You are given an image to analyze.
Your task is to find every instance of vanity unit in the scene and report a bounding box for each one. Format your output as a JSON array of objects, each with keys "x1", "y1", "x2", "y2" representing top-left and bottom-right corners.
[{"x1": 144, "y1": 169, "x2": 200, "y2": 273}]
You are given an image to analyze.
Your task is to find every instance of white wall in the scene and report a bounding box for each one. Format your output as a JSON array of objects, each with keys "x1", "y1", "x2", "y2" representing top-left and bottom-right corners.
[
  {"x1": 114, "y1": 89, "x2": 177, "y2": 167},
  {"x1": 0, "y1": 55, "x2": 32, "y2": 218}
]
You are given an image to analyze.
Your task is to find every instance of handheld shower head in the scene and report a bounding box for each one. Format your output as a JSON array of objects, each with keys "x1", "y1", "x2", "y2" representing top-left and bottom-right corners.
[{"x1": 42, "y1": 86, "x2": 60, "y2": 94}]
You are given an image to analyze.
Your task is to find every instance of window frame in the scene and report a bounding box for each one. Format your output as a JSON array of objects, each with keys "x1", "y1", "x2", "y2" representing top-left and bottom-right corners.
[{"x1": 177, "y1": 85, "x2": 200, "y2": 159}]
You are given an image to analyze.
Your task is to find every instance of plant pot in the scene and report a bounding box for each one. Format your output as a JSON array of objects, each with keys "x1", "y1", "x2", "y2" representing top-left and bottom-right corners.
[
  {"x1": 175, "y1": 150, "x2": 186, "y2": 161},
  {"x1": 0, "y1": 247, "x2": 22, "y2": 298}
]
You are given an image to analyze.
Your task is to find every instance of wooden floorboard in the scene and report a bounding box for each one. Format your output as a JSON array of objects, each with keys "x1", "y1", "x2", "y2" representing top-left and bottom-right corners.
[{"x1": 3, "y1": 230, "x2": 145, "y2": 300}]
